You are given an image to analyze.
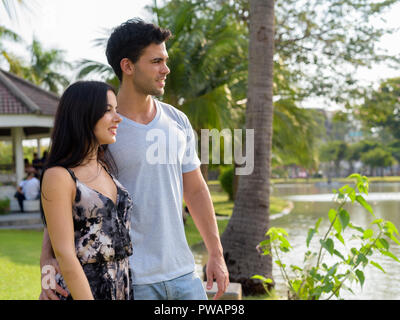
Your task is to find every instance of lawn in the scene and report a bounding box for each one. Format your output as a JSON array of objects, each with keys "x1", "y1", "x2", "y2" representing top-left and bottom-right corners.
[
  {"x1": 0, "y1": 181, "x2": 288, "y2": 300},
  {"x1": 0, "y1": 229, "x2": 42, "y2": 300}
]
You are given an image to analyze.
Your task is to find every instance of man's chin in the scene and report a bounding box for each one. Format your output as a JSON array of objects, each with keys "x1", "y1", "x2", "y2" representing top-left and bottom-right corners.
[{"x1": 151, "y1": 88, "x2": 165, "y2": 97}]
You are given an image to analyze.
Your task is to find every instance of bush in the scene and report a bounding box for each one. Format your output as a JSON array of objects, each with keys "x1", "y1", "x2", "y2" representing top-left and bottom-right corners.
[
  {"x1": 0, "y1": 198, "x2": 10, "y2": 215},
  {"x1": 219, "y1": 166, "x2": 234, "y2": 200}
]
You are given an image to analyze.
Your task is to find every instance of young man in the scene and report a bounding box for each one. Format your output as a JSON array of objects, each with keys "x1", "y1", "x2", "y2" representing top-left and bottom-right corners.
[
  {"x1": 14, "y1": 170, "x2": 40, "y2": 212},
  {"x1": 39, "y1": 18, "x2": 229, "y2": 300}
]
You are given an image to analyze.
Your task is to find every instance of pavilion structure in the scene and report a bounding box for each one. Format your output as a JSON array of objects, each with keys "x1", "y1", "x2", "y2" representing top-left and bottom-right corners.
[{"x1": 0, "y1": 69, "x2": 59, "y2": 185}]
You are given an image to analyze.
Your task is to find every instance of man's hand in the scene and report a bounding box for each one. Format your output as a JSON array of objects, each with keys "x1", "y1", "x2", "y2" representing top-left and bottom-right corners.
[
  {"x1": 39, "y1": 257, "x2": 69, "y2": 300},
  {"x1": 206, "y1": 254, "x2": 230, "y2": 300}
]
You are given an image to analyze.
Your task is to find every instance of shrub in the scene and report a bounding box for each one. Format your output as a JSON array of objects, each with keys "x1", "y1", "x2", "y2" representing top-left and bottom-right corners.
[
  {"x1": 0, "y1": 198, "x2": 10, "y2": 215},
  {"x1": 219, "y1": 166, "x2": 234, "y2": 200}
]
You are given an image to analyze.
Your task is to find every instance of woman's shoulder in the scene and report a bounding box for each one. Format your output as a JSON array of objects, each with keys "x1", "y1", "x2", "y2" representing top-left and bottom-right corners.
[{"x1": 42, "y1": 166, "x2": 74, "y2": 185}]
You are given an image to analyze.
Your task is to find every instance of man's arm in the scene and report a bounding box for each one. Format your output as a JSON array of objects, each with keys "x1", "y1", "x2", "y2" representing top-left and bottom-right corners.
[
  {"x1": 183, "y1": 168, "x2": 229, "y2": 300},
  {"x1": 39, "y1": 227, "x2": 69, "y2": 300}
]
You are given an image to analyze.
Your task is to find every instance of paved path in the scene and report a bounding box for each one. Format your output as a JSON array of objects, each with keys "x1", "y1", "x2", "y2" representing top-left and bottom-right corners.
[{"x1": 0, "y1": 212, "x2": 43, "y2": 229}]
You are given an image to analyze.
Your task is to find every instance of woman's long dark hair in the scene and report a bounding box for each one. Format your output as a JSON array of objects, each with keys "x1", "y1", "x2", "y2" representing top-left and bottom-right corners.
[{"x1": 40, "y1": 81, "x2": 118, "y2": 225}]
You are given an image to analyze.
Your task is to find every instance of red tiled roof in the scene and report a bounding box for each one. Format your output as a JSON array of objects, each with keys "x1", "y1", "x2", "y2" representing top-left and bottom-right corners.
[
  {"x1": 0, "y1": 81, "x2": 29, "y2": 114},
  {"x1": 0, "y1": 70, "x2": 59, "y2": 116}
]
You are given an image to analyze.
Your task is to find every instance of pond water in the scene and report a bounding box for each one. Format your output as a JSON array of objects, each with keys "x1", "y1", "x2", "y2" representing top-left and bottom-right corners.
[{"x1": 193, "y1": 181, "x2": 400, "y2": 300}]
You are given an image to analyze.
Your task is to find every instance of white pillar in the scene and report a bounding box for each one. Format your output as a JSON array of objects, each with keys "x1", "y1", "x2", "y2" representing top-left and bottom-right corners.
[
  {"x1": 37, "y1": 138, "x2": 41, "y2": 157},
  {"x1": 11, "y1": 127, "x2": 24, "y2": 185}
]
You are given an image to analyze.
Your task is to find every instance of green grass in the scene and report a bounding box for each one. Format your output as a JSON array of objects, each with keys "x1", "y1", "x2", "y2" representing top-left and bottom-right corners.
[
  {"x1": 0, "y1": 229, "x2": 43, "y2": 300},
  {"x1": 184, "y1": 181, "x2": 290, "y2": 247},
  {"x1": 210, "y1": 184, "x2": 289, "y2": 217},
  {"x1": 184, "y1": 216, "x2": 230, "y2": 247}
]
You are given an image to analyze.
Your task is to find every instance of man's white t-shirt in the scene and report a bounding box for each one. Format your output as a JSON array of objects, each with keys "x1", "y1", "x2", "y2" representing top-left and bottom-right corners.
[
  {"x1": 108, "y1": 99, "x2": 201, "y2": 285},
  {"x1": 19, "y1": 177, "x2": 40, "y2": 200}
]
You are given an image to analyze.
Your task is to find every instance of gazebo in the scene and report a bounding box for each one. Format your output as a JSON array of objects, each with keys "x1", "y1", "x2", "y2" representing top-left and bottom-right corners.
[{"x1": 0, "y1": 69, "x2": 59, "y2": 185}]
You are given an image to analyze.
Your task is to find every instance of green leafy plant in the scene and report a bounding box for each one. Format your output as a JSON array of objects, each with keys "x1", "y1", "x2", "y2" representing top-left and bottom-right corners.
[
  {"x1": 0, "y1": 198, "x2": 10, "y2": 215},
  {"x1": 254, "y1": 174, "x2": 400, "y2": 300},
  {"x1": 219, "y1": 166, "x2": 234, "y2": 200}
]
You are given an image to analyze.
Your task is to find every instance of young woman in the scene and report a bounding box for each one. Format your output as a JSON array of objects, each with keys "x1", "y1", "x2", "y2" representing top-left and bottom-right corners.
[{"x1": 40, "y1": 81, "x2": 133, "y2": 300}]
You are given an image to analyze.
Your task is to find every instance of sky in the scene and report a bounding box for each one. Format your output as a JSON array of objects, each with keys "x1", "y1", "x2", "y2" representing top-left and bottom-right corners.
[{"x1": 0, "y1": 0, "x2": 154, "y2": 75}]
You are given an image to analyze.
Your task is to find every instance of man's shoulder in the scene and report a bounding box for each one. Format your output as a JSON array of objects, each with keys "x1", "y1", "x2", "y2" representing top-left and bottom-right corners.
[{"x1": 156, "y1": 99, "x2": 190, "y2": 125}]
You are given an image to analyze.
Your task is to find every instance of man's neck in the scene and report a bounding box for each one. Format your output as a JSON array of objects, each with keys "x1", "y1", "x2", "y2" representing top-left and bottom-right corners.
[{"x1": 117, "y1": 82, "x2": 156, "y2": 124}]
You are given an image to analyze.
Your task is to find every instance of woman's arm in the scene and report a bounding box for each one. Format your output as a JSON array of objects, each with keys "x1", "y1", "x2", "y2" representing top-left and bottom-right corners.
[{"x1": 41, "y1": 167, "x2": 94, "y2": 300}]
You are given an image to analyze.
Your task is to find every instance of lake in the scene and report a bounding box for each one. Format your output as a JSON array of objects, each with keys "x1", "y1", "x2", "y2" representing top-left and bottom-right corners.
[{"x1": 193, "y1": 181, "x2": 400, "y2": 300}]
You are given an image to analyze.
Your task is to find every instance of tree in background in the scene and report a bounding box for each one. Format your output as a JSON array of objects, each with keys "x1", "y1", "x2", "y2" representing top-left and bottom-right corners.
[
  {"x1": 357, "y1": 77, "x2": 400, "y2": 140},
  {"x1": 23, "y1": 39, "x2": 71, "y2": 94},
  {"x1": 0, "y1": 26, "x2": 22, "y2": 67},
  {"x1": 319, "y1": 140, "x2": 348, "y2": 178},
  {"x1": 361, "y1": 147, "x2": 395, "y2": 176},
  {"x1": 220, "y1": 0, "x2": 275, "y2": 295}
]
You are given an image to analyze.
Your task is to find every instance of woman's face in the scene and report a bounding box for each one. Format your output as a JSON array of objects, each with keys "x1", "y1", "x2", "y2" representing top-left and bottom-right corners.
[{"x1": 94, "y1": 90, "x2": 122, "y2": 145}]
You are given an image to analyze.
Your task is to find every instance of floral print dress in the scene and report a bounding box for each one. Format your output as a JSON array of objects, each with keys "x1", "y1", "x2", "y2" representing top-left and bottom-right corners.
[{"x1": 55, "y1": 166, "x2": 133, "y2": 300}]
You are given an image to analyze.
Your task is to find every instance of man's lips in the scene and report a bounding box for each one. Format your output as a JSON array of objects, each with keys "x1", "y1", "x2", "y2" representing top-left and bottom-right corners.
[{"x1": 157, "y1": 78, "x2": 166, "y2": 87}]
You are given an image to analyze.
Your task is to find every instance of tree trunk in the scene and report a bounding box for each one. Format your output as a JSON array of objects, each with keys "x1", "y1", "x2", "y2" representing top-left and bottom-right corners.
[
  {"x1": 220, "y1": 0, "x2": 275, "y2": 296},
  {"x1": 233, "y1": 162, "x2": 239, "y2": 201}
]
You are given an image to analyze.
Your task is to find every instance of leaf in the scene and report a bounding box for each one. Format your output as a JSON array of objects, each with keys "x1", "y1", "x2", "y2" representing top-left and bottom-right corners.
[
  {"x1": 380, "y1": 250, "x2": 400, "y2": 263},
  {"x1": 335, "y1": 233, "x2": 345, "y2": 245},
  {"x1": 355, "y1": 270, "x2": 365, "y2": 287},
  {"x1": 275, "y1": 260, "x2": 286, "y2": 268},
  {"x1": 362, "y1": 229, "x2": 374, "y2": 239},
  {"x1": 387, "y1": 233, "x2": 400, "y2": 246},
  {"x1": 315, "y1": 217, "x2": 323, "y2": 231},
  {"x1": 339, "y1": 209, "x2": 350, "y2": 230},
  {"x1": 356, "y1": 253, "x2": 368, "y2": 267},
  {"x1": 333, "y1": 249, "x2": 346, "y2": 261},
  {"x1": 348, "y1": 173, "x2": 361, "y2": 180},
  {"x1": 328, "y1": 209, "x2": 342, "y2": 234},
  {"x1": 291, "y1": 264, "x2": 303, "y2": 272},
  {"x1": 385, "y1": 221, "x2": 399, "y2": 235},
  {"x1": 378, "y1": 238, "x2": 389, "y2": 250},
  {"x1": 372, "y1": 219, "x2": 383, "y2": 226},
  {"x1": 306, "y1": 228, "x2": 316, "y2": 248},
  {"x1": 320, "y1": 238, "x2": 334, "y2": 255},
  {"x1": 370, "y1": 260, "x2": 386, "y2": 273},
  {"x1": 355, "y1": 195, "x2": 374, "y2": 216},
  {"x1": 251, "y1": 275, "x2": 273, "y2": 283},
  {"x1": 348, "y1": 189, "x2": 356, "y2": 203},
  {"x1": 328, "y1": 209, "x2": 337, "y2": 223},
  {"x1": 348, "y1": 223, "x2": 365, "y2": 234}
]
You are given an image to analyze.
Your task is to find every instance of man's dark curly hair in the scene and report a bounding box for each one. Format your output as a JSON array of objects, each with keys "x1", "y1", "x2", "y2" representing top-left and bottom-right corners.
[{"x1": 106, "y1": 18, "x2": 172, "y2": 82}]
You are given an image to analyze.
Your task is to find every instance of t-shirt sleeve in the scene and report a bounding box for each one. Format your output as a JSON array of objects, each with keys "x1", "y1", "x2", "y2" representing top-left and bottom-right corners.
[{"x1": 181, "y1": 117, "x2": 201, "y2": 173}]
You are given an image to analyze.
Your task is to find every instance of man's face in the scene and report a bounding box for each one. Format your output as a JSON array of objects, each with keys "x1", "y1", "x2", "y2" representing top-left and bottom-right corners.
[{"x1": 131, "y1": 42, "x2": 170, "y2": 96}]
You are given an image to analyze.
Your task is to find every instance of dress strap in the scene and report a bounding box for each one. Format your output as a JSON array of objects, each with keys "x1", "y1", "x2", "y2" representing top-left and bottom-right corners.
[{"x1": 65, "y1": 168, "x2": 77, "y2": 182}]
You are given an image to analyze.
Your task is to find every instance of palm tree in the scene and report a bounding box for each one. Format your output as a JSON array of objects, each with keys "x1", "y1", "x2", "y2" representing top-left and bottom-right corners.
[
  {"x1": 0, "y1": 25, "x2": 22, "y2": 67},
  {"x1": 75, "y1": 29, "x2": 120, "y2": 88},
  {"x1": 75, "y1": 58, "x2": 118, "y2": 88},
  {"x1": 152, "y1": 0, "x2": 248, "y2": 181},
  {"x1": 1, "y1": 0, "x2": 25, "y2": 19},
  {"x1": 220, "y1": 0, "x2": 275, "y2": 296},
  {"x1": 25, "y1": 39, "x2": 71, "y2": 94}
]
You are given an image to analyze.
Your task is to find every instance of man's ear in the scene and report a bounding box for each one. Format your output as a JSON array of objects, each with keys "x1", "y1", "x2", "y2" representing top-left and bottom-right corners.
[{"x1": 120, "y1": 58, "x2": 134, "y2": 76}]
